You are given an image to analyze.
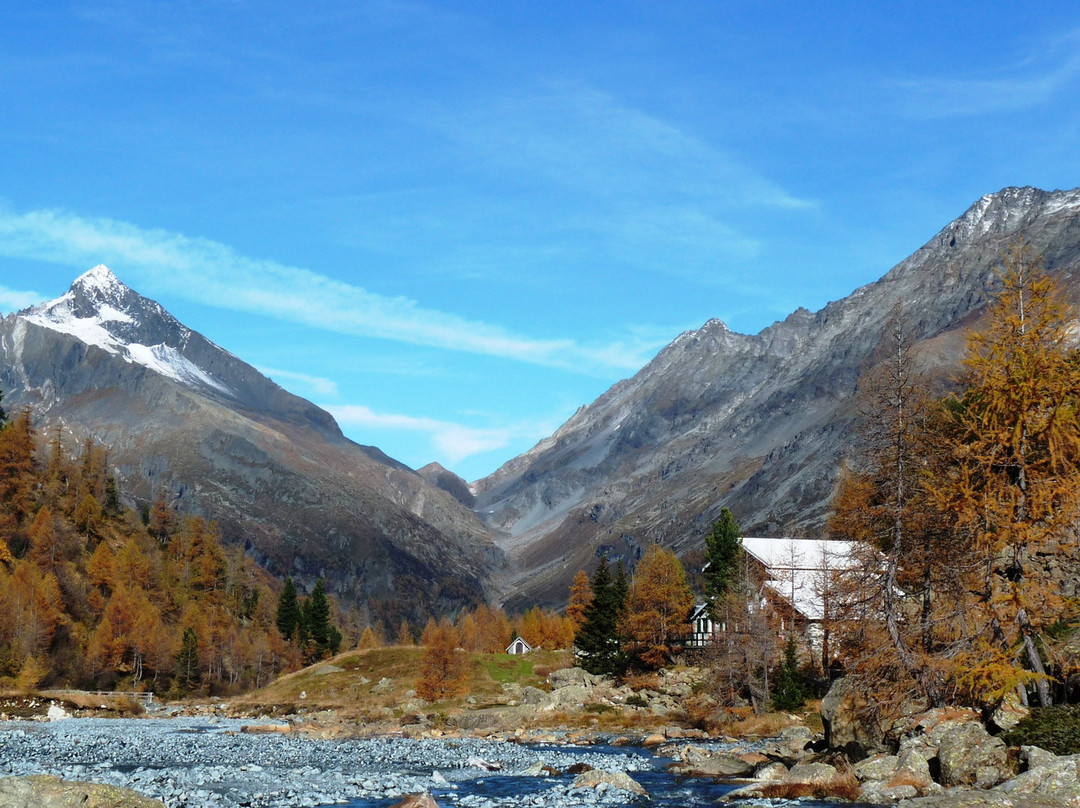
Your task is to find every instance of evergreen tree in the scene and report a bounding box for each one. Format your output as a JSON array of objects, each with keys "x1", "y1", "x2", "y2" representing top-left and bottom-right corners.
[
  {"x1": 772, "y1": 634, "x2": 805, "y2": 711},
  {"x1": 104, "y1": 475, "x2": 120, "y2": 514},
  {"x1": 575, "y1": 557, "x2": 627, "y2": 675},
  {"x1": 304, "y1": 579, "x2": 332, "y2": 658},
  {"x1": 175, "y1": 626, "x2": 201, "y2": 691},
  {"x1": 276, "y1": 578, "x2": 301, "y2": 641},
  {"x1": 705, "y1": 508, "x2": 742, "y2": 614},
  {"x1": 0, "y1": 385, "x2": 6, "y2": 428}
]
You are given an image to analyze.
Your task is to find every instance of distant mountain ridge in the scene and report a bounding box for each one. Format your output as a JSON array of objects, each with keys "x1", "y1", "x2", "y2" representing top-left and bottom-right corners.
[
  {"x1": 0, "y1": 267, "x2": 501, "y2": 622},
  {"x1": 474, "y1": 186, "x2": 1080, "y2": 609},
  {"x1": 6, "y1": 186, "x2": 1080, "y2": 617}
]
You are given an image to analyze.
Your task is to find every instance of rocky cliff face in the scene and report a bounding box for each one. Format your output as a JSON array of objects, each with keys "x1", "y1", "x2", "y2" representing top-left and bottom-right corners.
[
  {"x1": 0, "y1": 267, "x2": 501, "y2": 621},
  {"x1": 475, "y1": 186, "x2": 1080, "y2": 609}
]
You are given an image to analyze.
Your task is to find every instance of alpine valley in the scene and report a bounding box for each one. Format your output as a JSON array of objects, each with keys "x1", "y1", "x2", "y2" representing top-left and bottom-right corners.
[{"x1": 5, "y1": 185, "x2": 1080, "y2": 617}]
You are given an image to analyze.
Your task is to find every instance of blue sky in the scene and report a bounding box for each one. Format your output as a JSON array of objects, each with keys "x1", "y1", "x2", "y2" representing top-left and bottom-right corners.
[{"x1": 1, "y1": 2, "x2": 1079, "y2": 481}]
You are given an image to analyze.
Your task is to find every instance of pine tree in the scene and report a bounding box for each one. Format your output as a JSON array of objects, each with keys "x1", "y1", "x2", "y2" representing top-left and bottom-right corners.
[
  {"x1": 705, "y1": 508, "x2": 742, "y2": 616},
  {"x1": 304, "y1": 579, "x2": 332, "y2": 659},
  {"x1": 175, "y1": 626, "x2": 201, "y2": 691},
  {"x1": 575, "y1": 557, "x2": 627, "y2": 675},
  {"x1": 772, "y1": 634, "x2": 805, "y2": 711},
  {"x1": 276, "y1": 578, "x2": 301, "y2": 641},
  {"x1": 104, "y1": 474, "x2": 120, "y2": 514}
]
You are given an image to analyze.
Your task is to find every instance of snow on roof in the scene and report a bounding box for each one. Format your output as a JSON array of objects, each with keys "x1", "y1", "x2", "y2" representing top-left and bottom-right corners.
[{"x1": 741, "y1": 537, "x2": 858, "y2": 621}]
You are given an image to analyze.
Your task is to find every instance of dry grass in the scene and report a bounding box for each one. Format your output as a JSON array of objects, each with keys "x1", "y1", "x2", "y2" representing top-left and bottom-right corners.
[
  {"x1": 719, "y1": 710, "x2": 802, "y2": 738},
  {"x1": 886, "y1": 770, "x2": 931, "y2": 791}
]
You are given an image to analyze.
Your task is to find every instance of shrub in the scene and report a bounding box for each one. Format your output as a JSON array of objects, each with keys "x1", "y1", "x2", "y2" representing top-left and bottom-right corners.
[
  {"x1": 1003, "y1": 705, "x2": 1080, "y2": 755},
  {"x1": 585, "y1": 702, "x2": 614, "y2": 714},
  {"x1": 621, "y1": 672, "x2": 661, "y2": 692},
  {"x1": 625, "y1": 693, "x2": 648, "y2": 708}
]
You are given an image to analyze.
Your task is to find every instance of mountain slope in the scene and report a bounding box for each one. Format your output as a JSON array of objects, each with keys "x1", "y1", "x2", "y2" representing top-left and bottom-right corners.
[
  {"x1": 0, "y1": 267, "x2": 501, "y2": 621},
  {"x1": 476, "y1": 186, "x2": 1080, "y2": 610}
]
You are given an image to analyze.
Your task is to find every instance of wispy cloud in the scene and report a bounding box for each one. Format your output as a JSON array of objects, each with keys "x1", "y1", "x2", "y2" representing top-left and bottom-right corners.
[
  {"x1": 890, "y1": 30, "x2": 1080, "y2": 118},
  {"x1": 0, "y1": 284, "x2": 43, "y2": 313},
  {"x1": 0, "y1": 206, "x2": 657, "y2": 373},
  {"x1": 258, "y1": 367, "x2": 339, "y2": 397},
  {"x1": 439, "y1": 84, "x2": 813, "y2": 211},
  {"x1": 326, "y1": 404, "x2": 556, "y2": 466}
]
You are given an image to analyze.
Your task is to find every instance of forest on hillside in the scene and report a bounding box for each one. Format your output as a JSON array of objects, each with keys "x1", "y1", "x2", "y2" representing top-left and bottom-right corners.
[{"x1": 0, "y1": 409, "x2": 307, "y2": 695}]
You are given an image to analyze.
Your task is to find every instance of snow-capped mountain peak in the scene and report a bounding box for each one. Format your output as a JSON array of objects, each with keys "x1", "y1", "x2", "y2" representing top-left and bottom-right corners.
[
  {"x1": 22, "y1": 267, "x2": 231, "y2": 396},
  {"x1": 73, "y1": 264, "x2": 126, "y2": 298}
]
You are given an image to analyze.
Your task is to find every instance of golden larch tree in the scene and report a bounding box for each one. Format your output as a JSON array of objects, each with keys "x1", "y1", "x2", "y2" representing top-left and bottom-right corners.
[{"x1": 619, "y1": 544, "x2": 694, "y2": 669}]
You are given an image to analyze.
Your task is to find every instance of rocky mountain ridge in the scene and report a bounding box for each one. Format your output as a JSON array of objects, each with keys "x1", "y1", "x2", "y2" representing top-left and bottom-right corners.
[
  {"x1": 0, "y1": 267, "x2": 501, "y2": 622},
  {"x1": 475, "y1": 185, "x2": 1080, "y2": 609}
]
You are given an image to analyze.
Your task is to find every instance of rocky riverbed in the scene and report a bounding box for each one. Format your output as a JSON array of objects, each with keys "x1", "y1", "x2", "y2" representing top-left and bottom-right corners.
[{"x1": 0, "y1": 716, "x2": 760, "y2": 808}]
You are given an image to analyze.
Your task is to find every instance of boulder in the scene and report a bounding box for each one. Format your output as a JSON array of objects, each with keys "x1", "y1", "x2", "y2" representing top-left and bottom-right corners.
[
  {"x1": 989, "y1": 693, "x2": 1029, "y2": 733},
  {"x1": 861, "y1": 780, "x2": 919, "y2": 801},
  {"x1": 0, "y1": 775, "x2": 164, "y2": 808},
  {"x1": 520, "y1": 686, "x2": 548, "y2": 706},
  {"x1": 783, "y1": 761, "x2": 844, "y2": 788},
  {"x1": 548, "y1": 685, "x2": 589, "y2": 707},
  {"x1": 820, "y1": 677, "x2": 882, "y2": 755},
  {"x1": 992, "y1": 748, "x2": 1080, "y2": 805},
  {"x1": 853, "y1": 753, "x2": 900, "y2": 783},
  {"x1": 761, "y1": 725, "x2": 815, "y2": 762},
  {"x1": 667, "y1": 749, "x2": 754, "y2": 777},
  {"x1": 549, "y1": 668, "x2": 600, "y2": 689},
  {"x1": 756, "y1": 762, "x2": 789, "y2": 781},
  {"x1": 896, "y1": 795, "x2": 1066, "y2": 808},
  {"x1": 937, "y1": 722, "x2": 1009, "y2": 788},
  {"x1": 571, "y1": 769, "x2": 647, "y2": 797}
]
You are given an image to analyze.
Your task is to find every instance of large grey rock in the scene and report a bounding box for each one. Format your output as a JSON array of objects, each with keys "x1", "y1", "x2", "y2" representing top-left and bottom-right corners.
[
  {"x1": 0, "y1": 775, "x2": 164, "y2": 808},
  {"x1": 937, "y1": 722, "x2": 1009, "y2": 788},
  {"x1": 993, "y1": 748, "x2": 1080, "y2": 805},
  {"x1": 520, "y1": 686, "x2": 549, "y2": 706},
  {"x1": 897, "y1": 796, "x2": 1068, "y2": 808},
  {"x1": 783, "y1": 761, "x2": 844, "y2": 787},
  {"x1": 548, "y1": 684, "x2": 590, "y2": 706},
  {"x1": 821, "y1": 677, "x2": 882, "y2": 754},
  {"x1": 571, "y1": 769, "x2": 647, "y2": 796},
  {"x1": 862, "y1": 780, "x2": 919, "y2": 801},
  {"x1": 667, "y1": 748, "x2": 755, "y2": 777},
  {"x1": 854, "y1": 754, "x2": 900, "y2": 783},
  {"x1": 549, "y1": 667, "x2": 588, "y2": 689}
]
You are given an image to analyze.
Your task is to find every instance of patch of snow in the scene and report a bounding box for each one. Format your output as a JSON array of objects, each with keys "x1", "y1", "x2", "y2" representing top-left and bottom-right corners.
[
  {"x1": 126, "y1": 343, "x2": 231, "y2": 394},
  {"x1": 1043, "y1": 189, "x2": 1080, "y2": 218}
]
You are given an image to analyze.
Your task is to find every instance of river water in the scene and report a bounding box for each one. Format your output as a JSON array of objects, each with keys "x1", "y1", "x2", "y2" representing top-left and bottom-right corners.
[{"x1": 0, "y1": 717, "x2": 861, "y2": 807}]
